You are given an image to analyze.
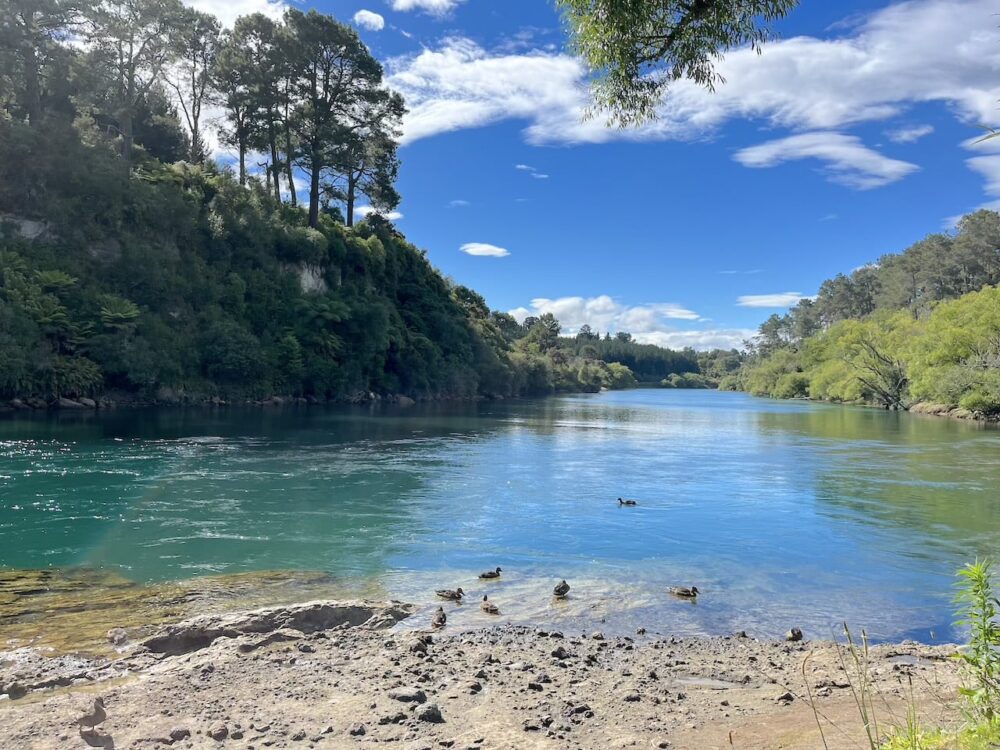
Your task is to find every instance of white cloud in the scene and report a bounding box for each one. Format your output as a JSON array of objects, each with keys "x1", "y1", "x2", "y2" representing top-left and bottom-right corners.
[
  {"x1": 737, "y1": 292, "x2": 811, "y2": 308},
  {"x1": 530, "y1": 172, "x2": 549, "y2": 179},
  {"x1": 353, "y1": 10, "x2": 385, "y2": 31},
  {"x1": 389, "y1": 0, "x2": 463, "y2": 15},
  {"x1": 733, "y1": 132, "x2": 919, "y2": 189},
  {"x1": 508, "y1": 295, "x2": 753, "y2": 351},
  {"x1": 460, "y1": 242, "x2": 509, "y2": 257},
  {"x1": 515, "y1": 164, "x2": 535, "y2": 171},
  {"x1": 384, "y1": 1, "x2": 1000, "y2": 200},
  {"x1": 183, "y1": 0, "x2": 283, "y2": 27},
  {"x1": 448, "y1": 199, "x2": 470, "y2": 207},
  {"x1": 635, "y1": 329, "x2": 757, "y2": 351},
  {"x1": 965, "y1": 154, "x2": 1000, "y2": 211},
  {"x1": 356, "y1": 205, "x2": 404, "y2": 221},
  {"x1": 886, "y1": 124, "x2": 934, "y2": 143},
  {"x1": 388, "y1": 1, "x2": 1000, "y2": 146},
  {"x1": 509, "y1": 296, "x2": 697, "y2": 330},
  {"x1": 719, "y1": 269, "x2": 762, "y2": 275}
]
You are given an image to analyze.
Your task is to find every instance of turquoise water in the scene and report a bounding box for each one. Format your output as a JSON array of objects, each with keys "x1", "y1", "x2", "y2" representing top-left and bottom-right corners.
[{"x1": 2, "y1": 390, "x2": 999, "y2": 641}]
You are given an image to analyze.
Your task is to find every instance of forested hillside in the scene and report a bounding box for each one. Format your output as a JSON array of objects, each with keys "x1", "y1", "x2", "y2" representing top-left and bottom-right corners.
[
  {"x1": 0, "y1": 1, "x2": 661, "y2": 406},
  {"x1": 732, "y1": 211, "x2": 1000, "y2": 417}
]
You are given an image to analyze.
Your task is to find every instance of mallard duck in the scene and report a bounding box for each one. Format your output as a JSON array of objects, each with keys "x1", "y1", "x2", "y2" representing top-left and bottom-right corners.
[
  {"x1": 431, "y1": 606, "x2": 447, "y2": 629},
  {"x1": 618, "y1": 498, "x2": 638, "y2": 506},
  {"x1": 436, "y1": 587, "x2": 464, "y2": 601},
  {"x1": 553, "y1": 579, "x2": 570, "y2": 598},
  {"x1": 669, "y1": 586, "x2": 699, "y2": 599},
  {"x1": 75, "y1": 698, "x2": 107, "y2": 728},
  {"x1": 478, "y1": 567, "x2": 502, "y2": 579},
  {"x1": 481, "y1": 595, "x2": 500, "y2": 614}
]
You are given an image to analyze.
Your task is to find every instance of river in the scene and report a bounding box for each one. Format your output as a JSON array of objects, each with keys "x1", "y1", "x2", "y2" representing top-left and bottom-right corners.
[{"x1": 2, "y1": 390, "x2": 999, "y2": 646}]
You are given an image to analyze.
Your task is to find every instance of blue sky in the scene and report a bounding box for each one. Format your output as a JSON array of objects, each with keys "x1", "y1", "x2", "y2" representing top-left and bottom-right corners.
[{"x1": 196, "y1": 0, "x2": 1000, "y2": 349}]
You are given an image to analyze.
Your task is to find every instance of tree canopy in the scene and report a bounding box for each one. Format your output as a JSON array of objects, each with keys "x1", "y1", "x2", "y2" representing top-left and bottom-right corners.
[{"x1": 558, "y1": 0, "x2": 799, "y2": 125}]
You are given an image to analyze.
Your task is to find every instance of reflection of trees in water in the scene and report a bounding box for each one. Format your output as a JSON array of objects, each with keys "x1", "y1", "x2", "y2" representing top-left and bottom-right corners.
[{"x1": 753, "y1": 406, "x2": 1000, "y2": 562}]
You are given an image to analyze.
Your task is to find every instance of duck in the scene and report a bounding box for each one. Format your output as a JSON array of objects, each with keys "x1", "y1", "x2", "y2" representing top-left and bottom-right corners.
[
  {"x1": 75, "y1": 698, "x2": 107, "y2": 728},
  {"x1": 431, "y1": 606, "x2": 447, "y2": 629},
  {"x1": 618, "y1": 498, "x2": 638, "y2": 506},
  {"x1": 480, "y1": 595, "x2": 500, "y2": 615},
  {"x1": 478, "y1": 567, "x2": 502, "y2": 579},
  {"x1": 553, "y1": 579, "x2": 570, "y2": 598},
  {"x1": 669, "y1": 586, "x2": 700, "y2": 599},
  {"x1": 436, "y1": 587, "x2": 464, "y2": 601}
]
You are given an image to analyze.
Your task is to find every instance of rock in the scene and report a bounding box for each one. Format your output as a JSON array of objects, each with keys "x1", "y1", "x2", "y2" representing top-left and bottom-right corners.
[
  {"x1": 348, "y1": 723, "x2": 366, "y2": 736},
  {"x1": 169, "y1": 727, "x2": 191, "y2": 742},
  {"x1": 208, "y1": 722, "x2": 229, "y2": 741},
  {"x1": 785, "y1": 628, "x2": 804, "y2": 642},
  {"x1": 551, "y1": 646, "x2": 571, "y2": 660},
  {"x1": 775, "y1": 691, "x2": 795, "y2": 704},
  {"x1": 57, "y1": 397, "x2": 87, "y2": 409},
  {"x1": 415, "y1": 703, "x2": 443, "y2": 723},
  {"x1": 78, "y1": 397, "x2": 97, "y2": 408},
  {"x1": 142, "y1": 600, "x2": 415, "y2": 656},
  {"x1": 379, "y1": 712, "x2": 407, "y2": 725},
  {"x1": 2, "y1": 682, "x2": 27, "y2": 699},
  {"x1": 106, "y1": 628, "x2": 128, "y2": 646},
  {"x1": 388, "y1": 686, "x2": 427, "y2": 703},
  {"x1": 591, "y1": 631, "x2": 605, "y2": 640},
  {"x1": 624, "y1": 691, "x2": 641, "y2": 702},
  {"x1": 397, "y1": 395, "x2": 416, "y2": 407},
  {"x1": 527, "y1": 682, "x2": 543, "y2": 692}
]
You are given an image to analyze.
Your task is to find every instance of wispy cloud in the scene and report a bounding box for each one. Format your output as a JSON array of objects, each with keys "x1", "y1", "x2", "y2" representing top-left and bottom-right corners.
[
  {"x1": 460, "y1": 242, "x2": 510, "y2": 257},
  {"x1": 352, "y1": 9, "x2": 385, "y2": 31},
  {"x1": 719, "y1": 269, "x2": 763, "y2": 275},
  {"x1": 885, "y1": 124, "x2": 934, "y2": 143},
  {"x1": 388, "y1": 0, "x2": 463, "y2": 15},
  {"x1": 515, "y1": 164, "x2": 535, "y2": 171},
  {"x1": 448, "y1": 199, "x2": 470, "y2": 207},
  {"x1": 737, "y1": 292, "x2": 811, "y2": 308},
  {"x1": 733, "y1": 132, "x2": 919, "y2": 189},
  {"x1": 356, "y1": 205, "x2": 403, "y2": 221}
]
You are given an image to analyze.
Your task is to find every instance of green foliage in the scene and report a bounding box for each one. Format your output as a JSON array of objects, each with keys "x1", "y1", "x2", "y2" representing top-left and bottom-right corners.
[
  {"x1": 955, "y1": 560, "x2": 1000, "y2": 724},
  {"x1": 739, "y1": 212, "x2": 1000, "y2": 412},
  {"x1": 559, "y1": 0, "x2": 799, "y2": 126},
  {"x1": 566, "y1": 335, "x2": 701, "y2": 383},
  {"x1": 660, "y1": 372, "x2": 714, "y2": 389}
]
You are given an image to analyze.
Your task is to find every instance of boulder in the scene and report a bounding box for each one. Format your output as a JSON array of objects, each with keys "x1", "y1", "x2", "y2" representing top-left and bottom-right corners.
[
  {"x1": 78, "y1": 397, "x2": 97, "y2": 409},
  {"x1": 387, "y1": 687, "x2": 426, "y2": 703},
  {"x1": 56, "y1": 397, "x2": 88, "y2": 409},
  {"x1": 397, "y1": 395, "x2": 416, "y2": 407}
]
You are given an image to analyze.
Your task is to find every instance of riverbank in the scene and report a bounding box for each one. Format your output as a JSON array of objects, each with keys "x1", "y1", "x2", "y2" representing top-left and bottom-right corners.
[{"x1": 1, "y1": 599, "x2": 963, "y2": 750}]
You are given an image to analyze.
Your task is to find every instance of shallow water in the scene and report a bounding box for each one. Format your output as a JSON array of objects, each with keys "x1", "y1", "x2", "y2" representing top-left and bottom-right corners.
[{"x1": 2, "y1": 390, "x2": 998, "y2": 646}]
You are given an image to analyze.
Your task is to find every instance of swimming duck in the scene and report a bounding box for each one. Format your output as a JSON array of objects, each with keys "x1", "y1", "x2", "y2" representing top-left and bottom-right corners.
[
  {"x1": 669, "y1": 586, "x2": 700, "y2": 599},
  {"x1": 481, "y1": 595, "x2": 500, "y2": 615},
  {"x1": 436, "y1": 587, "x2": 464, "y2": 601},
  {"x1": 553, "y1": 579, "x2": 570, "y2": 598},
  {"x1": 431, "y1": 606, "x2": 447, "y2": 629},
  {"x1": 618, "y1": 498, "x2": 638, "y2": 506},
  {"x1": 479, "y1": 567, "x2": 502, "y2": 579}
]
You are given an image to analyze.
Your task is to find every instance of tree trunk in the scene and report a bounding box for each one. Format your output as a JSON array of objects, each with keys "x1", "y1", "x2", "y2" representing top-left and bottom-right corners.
[
  {"x1": 308, "y1": 157, "x2": 320, "y2": 228},
  {"x1": 21, "y1": 43, "x2": 41, "y2": 126},
  {"x1": 121, "y1": 108, "x2": 134, "y2": 163},
  {"x1": 346, "y1": 177, "x2": 356, "y2": 227},
  {"x1": 238, "y1": 139, "x2": 247, "y2": 186},
  {"x1": 284, "y1": 127, "x2": 296, "y2": 206},
  {"x1": 268, "y1": 125, "x2": 280, "y2": 200}
]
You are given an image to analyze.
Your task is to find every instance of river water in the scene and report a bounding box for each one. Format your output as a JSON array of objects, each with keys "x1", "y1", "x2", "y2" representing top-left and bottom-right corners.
[{"x1": 2, "y1": 390, "x2": 998, "y2": 646}]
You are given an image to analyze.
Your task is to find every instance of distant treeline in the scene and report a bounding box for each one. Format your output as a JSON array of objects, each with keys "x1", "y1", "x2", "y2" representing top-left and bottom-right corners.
[{"x1": 732, "y1": 210, "x2": 1000, "y2": 416}]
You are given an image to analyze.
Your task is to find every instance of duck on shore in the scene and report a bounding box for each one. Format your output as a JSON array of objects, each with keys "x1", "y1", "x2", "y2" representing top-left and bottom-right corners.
[
  {"x1": 553, "y1": 579, "x2": 570, "y2": 598},
  {"x1": 669, "y1": 586, "x2": 700, "y2": 599},
  {"x1": 481, "y1": 595, "x2": 500, "y2": 614},
  {"x1": 618, "y1": 498, "x2": 637, "y2": 506},
  {"x1": 436, "y1": 587, "x2": 464, "y2": 601},
  {"x1": 478, "y1": 567, "x2": 502, "y2": 579},
  {"x1": 431, "y1": 606, "x2": 447, "y2": 629}
]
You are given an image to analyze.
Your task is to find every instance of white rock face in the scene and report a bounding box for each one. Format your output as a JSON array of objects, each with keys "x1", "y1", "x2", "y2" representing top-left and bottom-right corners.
[{"x1": 297, "y1": 264, "x2": 328, "y2": 294}]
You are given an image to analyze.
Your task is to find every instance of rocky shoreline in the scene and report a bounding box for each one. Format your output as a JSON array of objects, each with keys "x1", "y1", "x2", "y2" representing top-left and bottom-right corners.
[{"x1": 1, "y1": 599, "x2": 963, "y2": 750}]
